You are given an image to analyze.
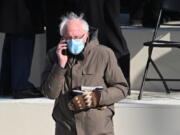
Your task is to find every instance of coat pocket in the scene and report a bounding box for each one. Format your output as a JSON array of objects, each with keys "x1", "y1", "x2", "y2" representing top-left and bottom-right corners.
[
  {"x1": 81, "y1": 68, "x2": 106, "y2": 88},
  {"x1": 85, "y1": 108, "x2": 114, "y2": 134}
]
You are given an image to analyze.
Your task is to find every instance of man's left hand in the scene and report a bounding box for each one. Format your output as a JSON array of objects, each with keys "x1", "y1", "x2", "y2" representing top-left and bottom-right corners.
[{"x1": 68, "y1": 90, "x2": 101, "y2": 111}]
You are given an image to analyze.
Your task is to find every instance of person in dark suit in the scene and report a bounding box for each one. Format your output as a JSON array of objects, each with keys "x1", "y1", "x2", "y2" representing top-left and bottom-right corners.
[
  {"x1": 0, "y1": 0, "x2": 44, "y2": 98},
  {"x1": 45, "y1": 0, "x2": 131, "y2": 93},
  {"x1": 45, "y1": 0, "x2": 62, "y2": 52}
]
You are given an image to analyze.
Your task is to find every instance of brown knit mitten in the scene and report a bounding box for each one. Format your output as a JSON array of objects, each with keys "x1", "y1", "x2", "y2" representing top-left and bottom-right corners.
[{"x1": 68, "y1": 90, "x2": 101, "y2": 111}]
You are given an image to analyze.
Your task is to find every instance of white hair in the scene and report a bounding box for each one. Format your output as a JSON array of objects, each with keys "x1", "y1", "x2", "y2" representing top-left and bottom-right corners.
[{"x1": 59, "y1": 12, "x2": 89, "y2": 36}]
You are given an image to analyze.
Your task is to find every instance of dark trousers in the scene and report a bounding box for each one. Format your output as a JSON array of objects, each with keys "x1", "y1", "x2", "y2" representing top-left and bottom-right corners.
[
  {"x1": 117, "y1": 54, "x2": 130, "y2": 93},
  {"x1": 0, "y1": 34, "x2": 35, "y2": 95}
]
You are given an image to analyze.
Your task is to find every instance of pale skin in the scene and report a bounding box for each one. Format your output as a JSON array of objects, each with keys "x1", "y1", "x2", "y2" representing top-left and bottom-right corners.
[{"x1": 56, "y1": 19, "x2": 89, "y2": 68}]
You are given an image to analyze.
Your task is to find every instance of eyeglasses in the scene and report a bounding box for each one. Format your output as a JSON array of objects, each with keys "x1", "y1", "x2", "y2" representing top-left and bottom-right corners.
[{"x1": 63, "y1": 33, "x2": 85, "y2": 41}]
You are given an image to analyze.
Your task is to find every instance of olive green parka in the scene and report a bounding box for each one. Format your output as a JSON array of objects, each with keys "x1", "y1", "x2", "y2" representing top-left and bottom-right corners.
[{"x1": 41, "y1": 30, "x2": 128, "y2": 135}]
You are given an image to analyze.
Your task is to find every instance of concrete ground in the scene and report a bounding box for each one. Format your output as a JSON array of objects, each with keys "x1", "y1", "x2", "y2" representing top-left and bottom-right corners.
[{"x1": 1, "y1": 90, "x2": 180, "y2": 135}]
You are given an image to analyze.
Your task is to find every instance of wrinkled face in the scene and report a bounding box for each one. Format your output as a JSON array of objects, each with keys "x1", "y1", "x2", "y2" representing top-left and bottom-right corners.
[{"x1": 63, "y1": 19, "x2": 88, "y2": 43}]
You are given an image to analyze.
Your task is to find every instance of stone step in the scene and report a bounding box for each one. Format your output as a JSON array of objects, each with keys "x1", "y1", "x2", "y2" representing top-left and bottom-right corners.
[{"x1": 1, "y1": 91, "x2": 180, "y2": 135}]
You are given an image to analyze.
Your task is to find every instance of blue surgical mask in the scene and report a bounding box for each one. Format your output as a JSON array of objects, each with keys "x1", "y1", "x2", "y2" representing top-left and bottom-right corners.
[{"x1": 67, "y1": 39, "x2": 85, "y2": 55}]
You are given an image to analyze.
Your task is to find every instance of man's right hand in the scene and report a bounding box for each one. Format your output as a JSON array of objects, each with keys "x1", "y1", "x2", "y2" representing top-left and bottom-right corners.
[{"x1": 56, "y1": 40, "x2": 68, "y2": 68}]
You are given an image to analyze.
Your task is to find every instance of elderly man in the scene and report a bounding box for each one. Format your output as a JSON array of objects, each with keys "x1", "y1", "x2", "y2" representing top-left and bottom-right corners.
[
  {"x1": 41, "y1": 12, "x2": 128, "y2": 135},
  {"x1": 45, "y1": 0, "x2": 131, "y2": 90}
]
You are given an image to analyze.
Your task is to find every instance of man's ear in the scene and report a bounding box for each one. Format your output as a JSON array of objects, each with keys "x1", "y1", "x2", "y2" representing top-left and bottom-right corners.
[{"x1": 84, "y1": 32, "x2": 89, "y2": 43}]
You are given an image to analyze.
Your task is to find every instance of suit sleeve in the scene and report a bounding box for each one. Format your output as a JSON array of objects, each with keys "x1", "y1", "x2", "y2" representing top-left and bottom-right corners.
[
  {"x1": 99, "y1": 48, "x2": 129, "y2": 105},
  {"x1": 41, "y1": 51, "x2": 67, "y2": 99}
]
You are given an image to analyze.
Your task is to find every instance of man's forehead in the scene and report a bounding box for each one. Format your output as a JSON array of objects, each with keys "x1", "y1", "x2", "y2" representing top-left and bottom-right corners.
[
  {"x1": 66, "y1": 20, "x2": 83, "y2": 30},
  {"x1": 67, "y1": 19, "x2": 82, "y2": 25},
  {"x1": 64, "y1": 19, "x2": 86, "y2": 36}
]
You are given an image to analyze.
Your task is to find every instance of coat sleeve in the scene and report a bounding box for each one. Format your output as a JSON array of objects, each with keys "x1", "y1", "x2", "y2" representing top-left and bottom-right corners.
[
  {"x1": 99, "y1": 49, "x2": 129, "y2": 106},
  {"x1": 41, "y1": 51, "x2": 67, "y2": 99}
]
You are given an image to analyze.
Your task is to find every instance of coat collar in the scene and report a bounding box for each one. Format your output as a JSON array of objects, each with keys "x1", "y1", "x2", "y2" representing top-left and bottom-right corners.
[{"x1": 82, "y1": 27, "x2": 99, "y2": 56}]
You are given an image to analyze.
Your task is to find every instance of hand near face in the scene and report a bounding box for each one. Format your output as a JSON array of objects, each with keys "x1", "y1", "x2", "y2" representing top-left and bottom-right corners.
[{"x1": 56, "y1": 40, "x2": 68, "y2": 68}]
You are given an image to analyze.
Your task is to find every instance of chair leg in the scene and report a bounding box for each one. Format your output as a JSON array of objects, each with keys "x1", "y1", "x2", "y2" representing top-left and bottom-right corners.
[
  {"x1": 138, "y1": 58, "x2": 151, "y2": 100},
  {"x1": 151, "y1": 60, "x2": 170, "y2": 93}
]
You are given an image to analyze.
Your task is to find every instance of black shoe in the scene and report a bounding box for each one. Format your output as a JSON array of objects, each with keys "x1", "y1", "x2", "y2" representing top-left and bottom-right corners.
[
  {"x1": 13, "y1": 88, "x2": 44, "y2": 99},
  {"x1": 0, "y1": 88, "x2": 12, "y2": 97},
  {"x1": 0, "y1": 88, "x2": 3, "y2": 96}
]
